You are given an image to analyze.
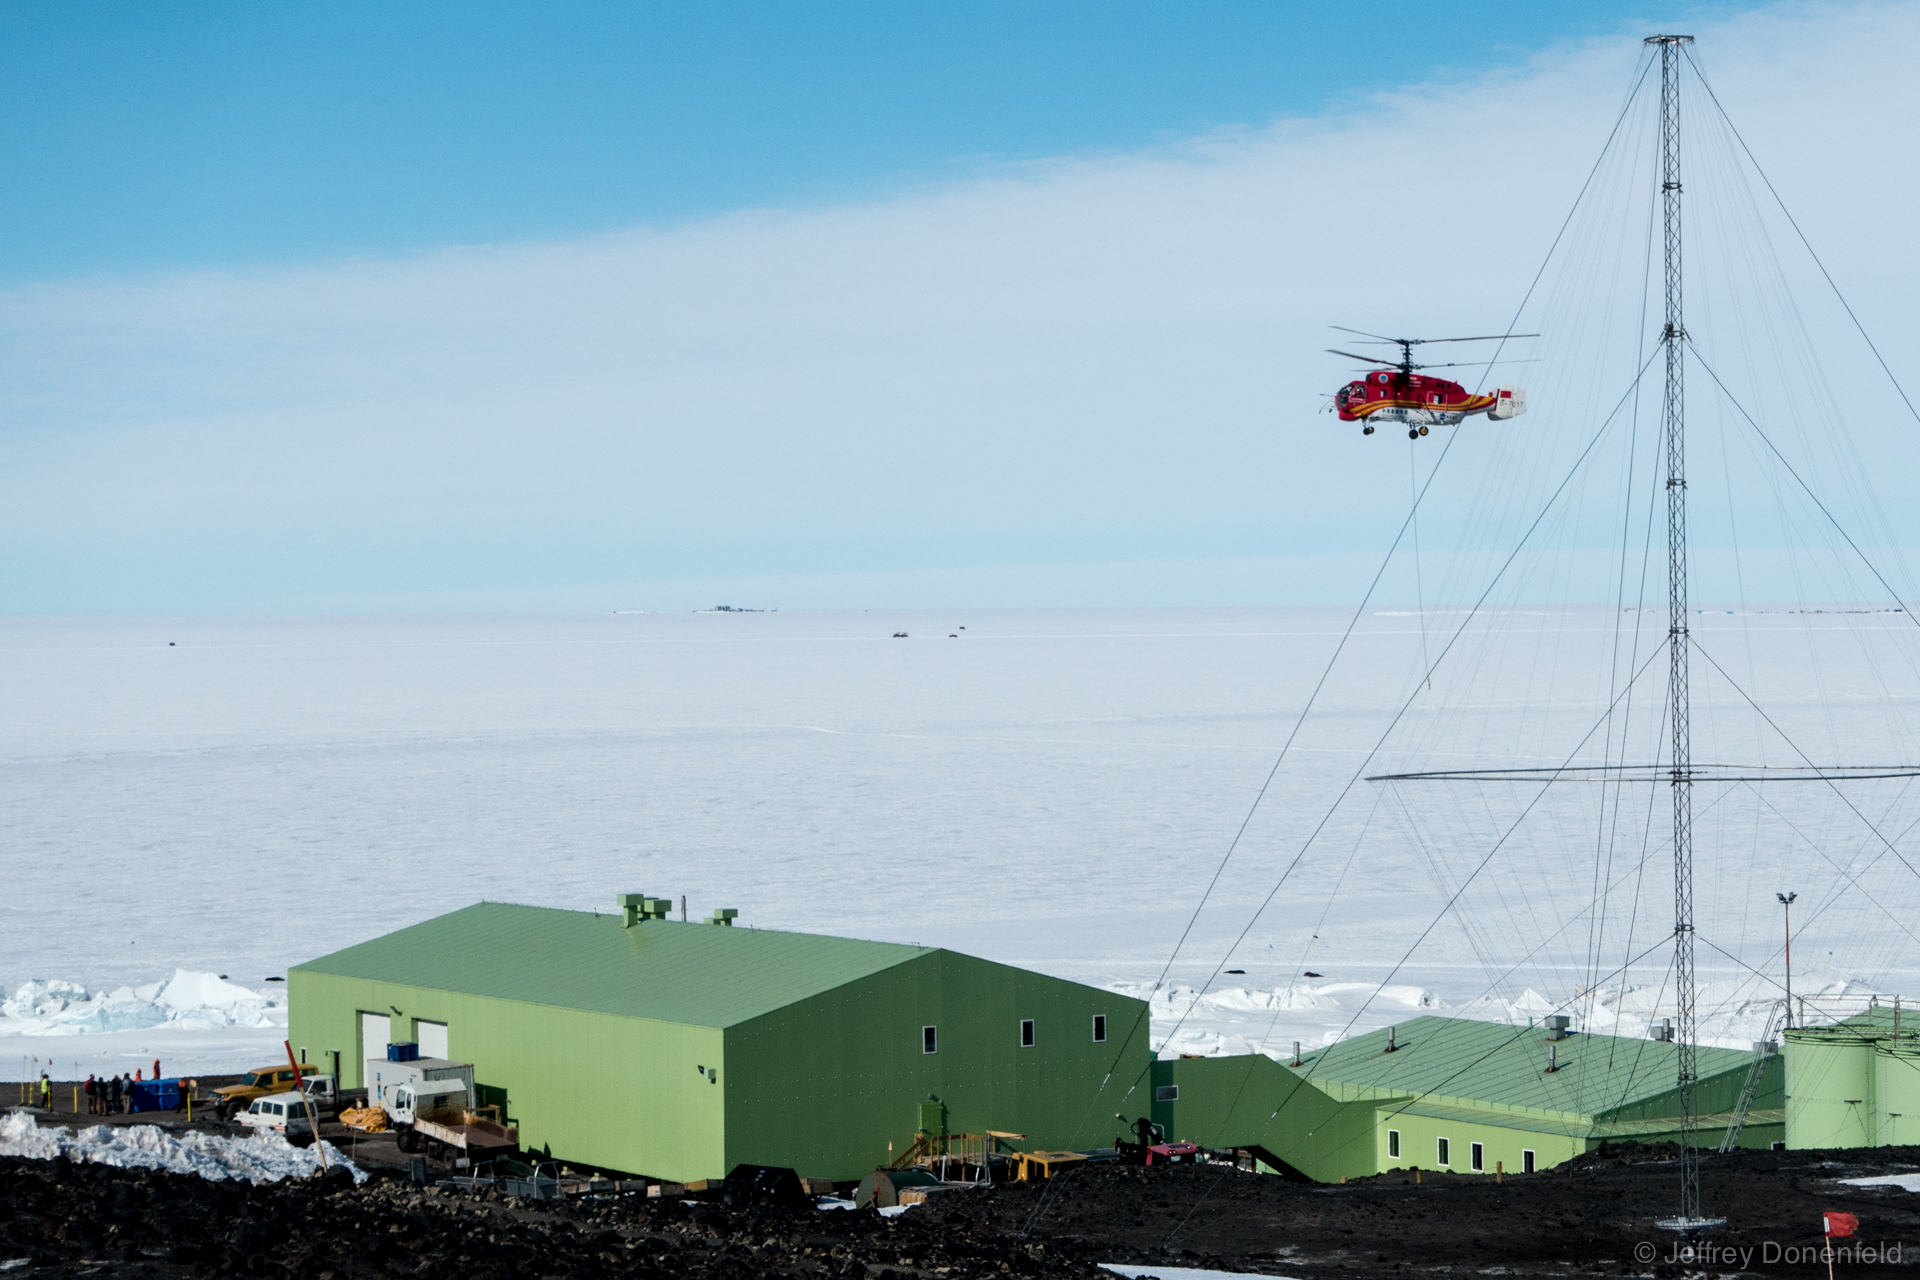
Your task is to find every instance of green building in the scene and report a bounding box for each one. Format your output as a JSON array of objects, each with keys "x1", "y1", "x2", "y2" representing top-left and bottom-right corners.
[
  {"x1": 1146, "y1": 1015, "x2": 1781, "y2": 1180},
  {"x1": 287, "y1": 898, "x2": 1148, "y2": 1182},
  {"x1": 1784, "y1": 1006, "x2": 1920, "y2": 1149}
]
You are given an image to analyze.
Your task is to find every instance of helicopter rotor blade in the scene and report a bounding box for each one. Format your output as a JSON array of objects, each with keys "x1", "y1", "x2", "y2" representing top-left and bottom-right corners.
[
  {"x1": 1410, "y1": 333, "x2": 1542, "y2": 345},
  {"x1": 1329, "y1": 325, "x2": 1405, "y2": 344},
  {"x1": 1326, "y1": 349, "x2": 1397, "y2": 366},
  {"x1": 1405, "y1": 358, "x2": 1541, "y2": 370}
]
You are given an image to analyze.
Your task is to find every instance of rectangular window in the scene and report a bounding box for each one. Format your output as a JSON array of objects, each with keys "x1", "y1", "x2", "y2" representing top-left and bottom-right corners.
[
  {"x1": 1020, "y1": 1019, "x2": 1035, "y2": 1048},
  {"x1": 1470, "y1": 1142, "x2": 1484, "y2": 1171},
  {"x1": 922, "y1": 1025, "x2": 938, "y2": 1055},
  {"x1": 1522, "y1": 1149, "x2": 1535, "y2": 1174},
  {"x1": 1092, "y1": 1015, "x2": 1107, "y2": 1042},
  {"x1": 1387, "y1": 1129, "x2": 1400, "y2": 1159},
  {"x1": 1154, "y1": 1085, "x2": 1179, "y2": 1102},
  {"x1": 1436, "y1": 1137, "x2": 1450, "y2": 1166}
]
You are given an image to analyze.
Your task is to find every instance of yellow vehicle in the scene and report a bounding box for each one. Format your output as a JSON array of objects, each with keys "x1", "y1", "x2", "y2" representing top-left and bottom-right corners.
[{"x1": 211, "y1": 1064, "x2": 322, "y2": 1119}]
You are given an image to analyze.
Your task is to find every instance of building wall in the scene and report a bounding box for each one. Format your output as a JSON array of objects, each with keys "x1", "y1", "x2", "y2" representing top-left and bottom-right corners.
[
  {"x1": 288, "y1": 970, "x2": 726, "y2": 1180},
  {"x1": 1148, "y1": 1055, "x2": 1386, "y2": 1183},
  {"x1": 1374, "y1": 1108, "x2": 1584, "y2": 1176},
  {"x1": 723, "y1": 951, "x2": 1150, "y2": 1181}
]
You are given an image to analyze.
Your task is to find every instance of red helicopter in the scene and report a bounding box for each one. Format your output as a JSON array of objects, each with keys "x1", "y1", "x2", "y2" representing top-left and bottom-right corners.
[{"x1": 1328, "y1": 327, "x2": 1533, "y2": 439}]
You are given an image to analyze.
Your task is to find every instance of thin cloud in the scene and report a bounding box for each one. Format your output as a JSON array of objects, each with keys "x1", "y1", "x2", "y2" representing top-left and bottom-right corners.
[{"x1": 0, "y1": 1, "x2": 1914, "y2": 613}]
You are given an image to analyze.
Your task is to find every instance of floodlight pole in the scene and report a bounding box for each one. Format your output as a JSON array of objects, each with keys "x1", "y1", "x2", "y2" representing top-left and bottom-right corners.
[
  {"x1": 1778, "y1": 892, "x2": 1797, "y2": 1029},
  {"x1": 1648, "y1": 32, "x2": 1714, "y2": 1232}
]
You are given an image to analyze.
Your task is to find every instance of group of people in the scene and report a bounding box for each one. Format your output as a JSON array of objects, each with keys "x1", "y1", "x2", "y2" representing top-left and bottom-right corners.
[
  {"x1": 84, "y1": 1072, "x2": 132, "y2": 1114},
  {"x1": 79, "y1": 1060, "x2": 163, "y2": 1115}
]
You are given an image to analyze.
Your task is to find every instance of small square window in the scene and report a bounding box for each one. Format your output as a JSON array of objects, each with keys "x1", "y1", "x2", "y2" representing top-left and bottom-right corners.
[
  {"x1": 1387, "y1": 1129, "x2": 1400, "y2": 1159},
  {"x1": 1436, "y1": 1137, "x2": 1450, "y2": 1166},
  {"x1": 1092, "y1": 1015, "x2": 1107, "y2": 1042},
  {"x1": 1020, "y1": 1019, "x2": 1035, "y2": 1048},
  {"x1": 922, "y1": 1026, "x2": 938, "y2": 1055},
  {"x1": 1154, "y1": 1085, "x2": 1178, "y2": 1102},
  {"x1": 1470, "y1": 1142, "x2": 1484, "y2": 1171},
  {"x1": 1522, "y1": 1148, "x2": 1535, "y2": 1173}
]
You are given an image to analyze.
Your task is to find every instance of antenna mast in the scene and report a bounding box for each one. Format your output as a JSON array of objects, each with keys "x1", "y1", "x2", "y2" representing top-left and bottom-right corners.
[{"x1": 1649, "y1": 32, "x2": 1715, "y2": 1233}]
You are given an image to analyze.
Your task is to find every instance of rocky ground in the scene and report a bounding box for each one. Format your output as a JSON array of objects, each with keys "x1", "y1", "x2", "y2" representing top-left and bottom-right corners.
[{"x1": 2, "y1": 1142, "x2": 1918, "y2": 1278}]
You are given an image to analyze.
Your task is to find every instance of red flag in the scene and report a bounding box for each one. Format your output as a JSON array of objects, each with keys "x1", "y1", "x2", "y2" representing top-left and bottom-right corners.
[{"x1": 1824, "y1": 1212, "x2": 1858, "y2": 1238}]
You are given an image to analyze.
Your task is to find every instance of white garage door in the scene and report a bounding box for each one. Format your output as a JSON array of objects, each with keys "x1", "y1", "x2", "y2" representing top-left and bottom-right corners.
[
  {"x1": 416, "y1": 1020, "x2": 449, "y2": 1060},
  {"x1": 360, "y1": 1012, "x2": 391, "y2": 1067}
]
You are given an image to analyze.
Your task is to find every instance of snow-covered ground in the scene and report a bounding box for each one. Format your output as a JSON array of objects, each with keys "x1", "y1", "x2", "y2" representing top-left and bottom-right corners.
[
  {"x1": 0, "y1": 1111, "x2": 361, "y2": 1183},
  {"x1": 2, "y1": 607, "x2": 1915, "y2": 1078}
]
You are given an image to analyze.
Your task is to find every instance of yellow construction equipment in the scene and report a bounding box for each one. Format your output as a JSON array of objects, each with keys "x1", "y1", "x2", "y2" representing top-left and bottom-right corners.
[{"x1": 1009, "y1": 1150, "x2": 1088, "y2": 1181}]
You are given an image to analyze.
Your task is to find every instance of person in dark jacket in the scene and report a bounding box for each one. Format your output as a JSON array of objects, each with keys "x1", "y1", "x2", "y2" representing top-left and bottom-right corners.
[{"x1": 108, "y1": 1074, "x2": 122, "y2": 1114}]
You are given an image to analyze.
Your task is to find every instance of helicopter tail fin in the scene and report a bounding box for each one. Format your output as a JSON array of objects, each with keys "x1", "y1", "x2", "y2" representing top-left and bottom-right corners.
[{"x1": 1487, "y1": 385, "x2": 1527, "y2": 421}]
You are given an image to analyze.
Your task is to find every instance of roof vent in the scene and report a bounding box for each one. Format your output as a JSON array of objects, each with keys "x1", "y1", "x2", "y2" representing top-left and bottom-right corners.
[
  {"x1": 617, "y1": 894, "x2": 674, "y2": 927},
  {"x1": 1652, "y1": 1018, "x2": 1674, "y2": 1042},
  {"x1": 708, "y1": 908, "x2": 738, "y2": 927},
  {"x1": 1544, "y1": 1015, "x2": 1571, "y2": 1041}
]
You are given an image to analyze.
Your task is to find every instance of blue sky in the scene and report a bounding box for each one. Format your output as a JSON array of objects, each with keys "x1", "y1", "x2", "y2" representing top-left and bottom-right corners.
[
  {"x1": 3, "y1": 0, "x2": 1916, "y2": 614},
  {"x1": 3, "y1": 2, "x2": 1720, "y2": 284}
]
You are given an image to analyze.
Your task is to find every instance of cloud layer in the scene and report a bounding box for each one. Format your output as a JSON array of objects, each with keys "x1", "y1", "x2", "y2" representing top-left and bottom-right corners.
[{"x1": 4, "y1": 2, "x2": 1918, "y2": 613}]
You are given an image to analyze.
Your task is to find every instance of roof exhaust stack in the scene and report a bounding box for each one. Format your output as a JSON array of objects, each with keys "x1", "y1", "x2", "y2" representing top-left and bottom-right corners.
[
  {"x1": 708, "y1": 908, "x2": 738, "y2": 927},
  {"x1": 1384, "y1": 1026, "x2": 1399, "y2": 1054},
  {"x1": 1653, "y1": 1018, "x2": 1674, "y2": 1042},
  {"x1": 1544, "y1": 1015, "x2": 1571, "y2": 1042},
  {"x1": 1545, "y1": 1043, "x2": 1559, "y2": 1074},
  {"x1": 617, "y1": 894, "x2": 674, "y2": 927}
]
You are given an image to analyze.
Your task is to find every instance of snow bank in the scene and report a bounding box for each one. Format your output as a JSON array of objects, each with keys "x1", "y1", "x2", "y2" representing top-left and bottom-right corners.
[
  {"x1": 1841, "y1": 1174, "x2": 1920, "y2": 1192},
  {"x1": 0, "y1": 1111, "x2": 363, "y2": 1184},
  {"x1": 0, "y1": 970, "x2": 286, "y2": 1038}
]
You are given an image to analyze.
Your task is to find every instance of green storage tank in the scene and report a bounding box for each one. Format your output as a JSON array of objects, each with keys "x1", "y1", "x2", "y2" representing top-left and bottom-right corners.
[
  {"x1": 1875, "y1": 1044, "x2": 1920, "y2": 1149},
  {"x1": 1785, "y1": 1028, "x2": 1878, "y2": 1149}
]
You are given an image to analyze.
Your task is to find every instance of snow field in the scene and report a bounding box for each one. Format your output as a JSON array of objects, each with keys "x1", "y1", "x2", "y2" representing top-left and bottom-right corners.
[{"x1": 2, "y1": 608, "x2": 1914, "y2": 1080}]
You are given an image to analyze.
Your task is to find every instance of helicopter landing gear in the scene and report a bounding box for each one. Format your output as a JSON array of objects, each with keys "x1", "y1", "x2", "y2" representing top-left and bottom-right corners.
[
  {"x1": 1418, "y1": 426, "x2": 1429, "y2": 436},
  {"x1": 1409, "y1": 428, "x2": 1419, "y2": 439},
  {"x1": 1362, "y1": 425, "x2": 1374, "y2": 435}
]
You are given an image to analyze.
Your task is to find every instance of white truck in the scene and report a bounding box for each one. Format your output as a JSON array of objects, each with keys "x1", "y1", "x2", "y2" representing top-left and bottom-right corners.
[
  {"x1": 364, "y1": 1057, "x2": 475, "y2": 1109},
  {"x1": 362, "y1": 1058, "x2": 517, "y2": 1161},
  {"x1": 236, "y1": 1082, "x2": 334, "y2": 1138},
  {"x1": 387, "y1": 1080, "x2": 520, "y2": 1160}
]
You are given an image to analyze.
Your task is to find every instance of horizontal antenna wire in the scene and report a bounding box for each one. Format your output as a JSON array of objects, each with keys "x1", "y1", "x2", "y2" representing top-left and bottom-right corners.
[{"x1": 1688, "y1": 634, "x2": 1920, "y2": 890}]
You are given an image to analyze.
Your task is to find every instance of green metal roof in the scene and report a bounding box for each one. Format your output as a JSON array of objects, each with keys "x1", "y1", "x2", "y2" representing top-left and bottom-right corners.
[
  {"x1": 292, "y1": 902, "x2": 935, "y2": 1028},
  {"x1": 1294, "y1": 1016, "x2": 1755, "y2": 1122}
]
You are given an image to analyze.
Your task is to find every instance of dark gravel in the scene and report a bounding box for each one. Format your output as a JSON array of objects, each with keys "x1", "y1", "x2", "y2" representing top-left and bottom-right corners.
[{"x1": 3, "y1": 1142, "x2": 1919, "y2": 1278}]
